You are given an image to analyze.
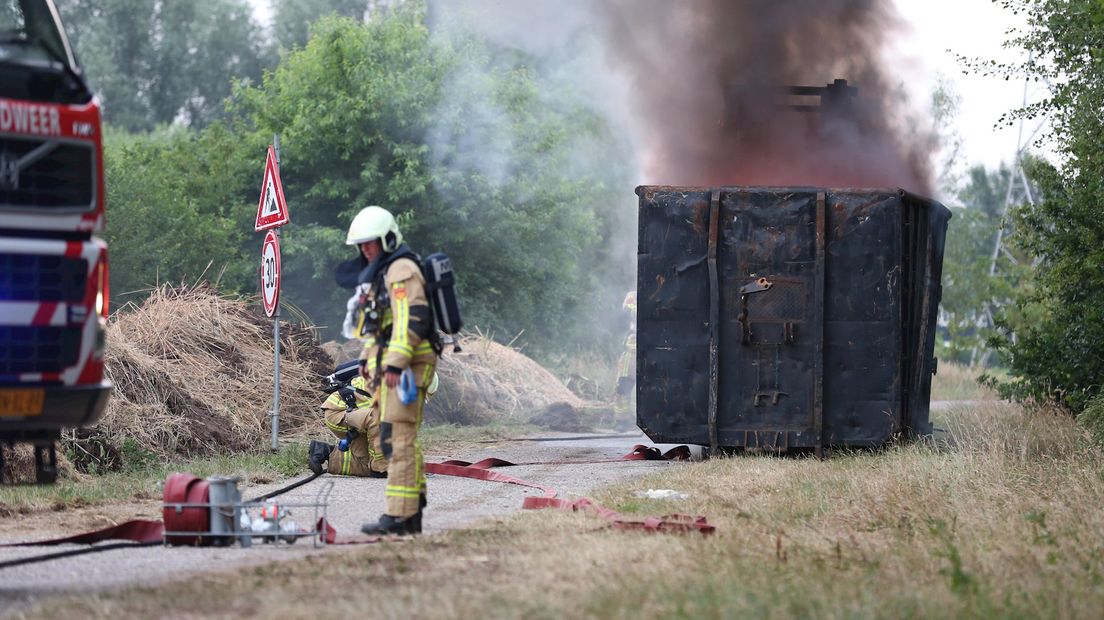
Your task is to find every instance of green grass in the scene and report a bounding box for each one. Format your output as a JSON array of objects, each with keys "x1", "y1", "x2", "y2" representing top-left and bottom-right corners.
[
  {"x1": 0, "y1": 444, "x2": 306, "y2": 515},
  {"x1": 1, "y1": 422, "x2": 534, "y2": 516}
]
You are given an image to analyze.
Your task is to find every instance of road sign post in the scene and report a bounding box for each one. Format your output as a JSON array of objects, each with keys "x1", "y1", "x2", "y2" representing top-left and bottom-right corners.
[
  {"x1": 256, "y1": 134, "x2": 289, "y2": 452},
  {"x1": 260, "y1": 228, "x2": 281, "y2": 452}
]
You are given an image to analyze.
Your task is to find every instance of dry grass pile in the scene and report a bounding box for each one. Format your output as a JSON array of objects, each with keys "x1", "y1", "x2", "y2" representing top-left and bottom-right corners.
[
  {"x1": 430, "y1": 335, "x2": 583, "y2": 425},
  {"x1": 68, "y1": 285, "x2": 330, "y2": 472},
  {"x1": 321, "y1": 334, "x2": 583, "y2": 426},
  {"x1": 0, "y1": 444, "x2": 80, "y2": 485}
]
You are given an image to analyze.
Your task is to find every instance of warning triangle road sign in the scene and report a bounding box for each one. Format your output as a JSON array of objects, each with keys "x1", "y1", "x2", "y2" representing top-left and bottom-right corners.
[{"x1": 255, "y1": 145, "x2": 290, "y2": 232}]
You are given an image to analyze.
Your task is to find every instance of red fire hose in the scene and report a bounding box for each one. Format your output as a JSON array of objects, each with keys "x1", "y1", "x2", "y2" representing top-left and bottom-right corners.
[{"x1": 426, "y1": 444, "x2": 713, "y2": 535}]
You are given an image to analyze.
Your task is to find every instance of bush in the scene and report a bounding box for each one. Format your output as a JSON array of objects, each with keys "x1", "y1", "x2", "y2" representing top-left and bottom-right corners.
[
  {"x1": 1076, "y1": 393, "x2": 1104, "y2": 447},
  {"x1": 981, "y1": 1, "x2": 1104, "y2": 412}
]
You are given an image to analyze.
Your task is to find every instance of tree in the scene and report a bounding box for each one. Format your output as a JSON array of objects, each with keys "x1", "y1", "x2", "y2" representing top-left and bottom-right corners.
[
  {"x1": 96, "y1": 6, "x2": 633, "y2": 354},
  {"x1": 979, "y1": 0, "x2": 1104, "y2": 410},
  {"x1": 271, "y1": 0, "x2": 367, "y2": 51},
  {"x1": 958, "y1": 164, "x2": 1012, "y2": 220},
  {"x1": 103, "y1": 125, "x2": 256, "y2": 302},
  {"x1": 231, "y1": 10, "x2": 632, "y2": 352},
  {"x1": 937, "y1": 163, "x2": 1032, "y2": 364},
  {"x1": 55, "y1": 0, "x2": 274, "y2": 131}
]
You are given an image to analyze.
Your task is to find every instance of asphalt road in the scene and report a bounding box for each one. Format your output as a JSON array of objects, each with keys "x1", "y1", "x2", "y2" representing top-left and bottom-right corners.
[{"x1": 0, "y1": 430, "x2": 689, "y2": 613}]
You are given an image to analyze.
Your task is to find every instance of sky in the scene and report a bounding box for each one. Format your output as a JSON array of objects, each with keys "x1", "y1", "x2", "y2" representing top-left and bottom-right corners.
[
  {"x1": 892, "y1": 0, "x2": 1048, "y2": 172},
  {"x1": 249, "y1": 0, "x2": 1045, "y2": 176}
]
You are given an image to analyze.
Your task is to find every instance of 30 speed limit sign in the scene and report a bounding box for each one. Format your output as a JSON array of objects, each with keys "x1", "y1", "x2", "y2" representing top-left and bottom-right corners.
[{"x1": 260, "y1": 229, "x2": 281, "y2": 317}]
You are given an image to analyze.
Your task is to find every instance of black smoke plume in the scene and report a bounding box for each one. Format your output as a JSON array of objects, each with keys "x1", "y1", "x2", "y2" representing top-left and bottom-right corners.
[{"x1": 597, "y1": 0, "x2": 932, "y2": 192}]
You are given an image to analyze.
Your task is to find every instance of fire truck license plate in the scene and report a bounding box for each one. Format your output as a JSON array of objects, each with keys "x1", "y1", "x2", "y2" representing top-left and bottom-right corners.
[{"x1": 0, "y1": 389, "x2": 45, "y2": 417}]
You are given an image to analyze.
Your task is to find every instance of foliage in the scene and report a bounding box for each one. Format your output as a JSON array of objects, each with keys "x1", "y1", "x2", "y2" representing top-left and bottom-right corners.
[
  {"x1": 930, "y1": 77, "x2": 966, "y2": 196},
  {"x1": 98, "y1": 6, "x2": 634, "y2": 355},
  {"x1": 938, "y1": 165, "x2": 1030, "y2": 364},
  {"x1": 272, "y1": 0, "x2": 369, "y2": 51},
  {"x1": 103, "y1": 125, "x2": 256, "y2": 301},
  {"x1": 55, "y1": 0, "x2": 274, "y2": 131},
  {"x1": 958, "y1": 164, "x2": 1011, "y2": 220},
  {"x1": 1076, "y1": 392, "x2": 1104, "y2": 447},
  {"x1": 929, "y1": 82, "x2": 1025, "y2": 366},
  {"x1": 977, "y1": 0, "x2": 1104, "y2": 410},
  {"x1": 231, "y1": 10, "x2": 632, "y2": 352}
]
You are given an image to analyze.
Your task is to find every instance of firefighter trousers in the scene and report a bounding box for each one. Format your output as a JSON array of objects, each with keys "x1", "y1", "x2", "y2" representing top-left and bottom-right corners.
[{"x1": 379, "y1": 361, "x2": 434, "y2": 518}]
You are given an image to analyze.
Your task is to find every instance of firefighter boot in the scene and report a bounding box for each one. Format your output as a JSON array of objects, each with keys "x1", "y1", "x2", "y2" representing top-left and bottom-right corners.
[
  {"x1": 307, "y1": 440, "x2": 335, "y2": 475},
  {"x1": 411, "y1": 494, "x2": 427, "y2": 532},
  {"x1": 360, "y1": 511, "x2": 421, "y2": 536}
]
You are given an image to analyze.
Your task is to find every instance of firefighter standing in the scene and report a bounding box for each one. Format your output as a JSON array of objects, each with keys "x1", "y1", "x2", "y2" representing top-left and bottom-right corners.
[
  {"x1": 346, "y1": 206, "x2": 438, "y2": 536},
  {"x1": 612, "y1": 290, "x2": 637, "y2": 431}
]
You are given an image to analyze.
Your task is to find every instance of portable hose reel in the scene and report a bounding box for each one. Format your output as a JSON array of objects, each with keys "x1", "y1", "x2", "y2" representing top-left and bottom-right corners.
[{"x1": 162, "y1": 472, "x2": 212, "y2": 547}]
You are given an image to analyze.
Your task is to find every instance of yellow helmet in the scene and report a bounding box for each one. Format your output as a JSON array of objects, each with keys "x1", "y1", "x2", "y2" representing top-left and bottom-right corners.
[{"x1": 346, "y1": 206, "x2": 402, "y2": 252}]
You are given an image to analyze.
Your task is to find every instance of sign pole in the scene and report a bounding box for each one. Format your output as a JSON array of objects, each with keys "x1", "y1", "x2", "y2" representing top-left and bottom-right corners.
[
  {"x1": 256, "y1": 133, "x2": 289, "y2": 453},
  {"x1": 270, "y1": 134, "x2": 282, "y2": 453}
]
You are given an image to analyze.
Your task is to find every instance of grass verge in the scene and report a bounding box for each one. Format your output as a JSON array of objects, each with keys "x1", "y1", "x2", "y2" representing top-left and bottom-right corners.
[
  {"x1": 0, "y1": 421, "x2": 532, "y2": 517},
  {"x1": 15, "y1": 400, "x2": 1104, "y2": 619},
  {"x1": 420, "y1": 420, "x2": 540, "y2": 451},
  {"x1": 0, "y1": 445, "x2": 306, "y2": 517},
  {"x1": 930, "y1": 361, "x2": 1004, "y2": 401}
]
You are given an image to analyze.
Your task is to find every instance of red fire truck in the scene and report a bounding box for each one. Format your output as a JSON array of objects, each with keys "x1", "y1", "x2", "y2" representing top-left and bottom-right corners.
[{"x1": 0, "y1": 0, "x2": 110, "y2": 482}]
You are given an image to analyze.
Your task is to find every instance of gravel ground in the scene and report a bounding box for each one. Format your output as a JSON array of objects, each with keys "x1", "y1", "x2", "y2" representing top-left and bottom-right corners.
[{"x1": 0, "y1": 430, "x2": 690, "y2": 613}]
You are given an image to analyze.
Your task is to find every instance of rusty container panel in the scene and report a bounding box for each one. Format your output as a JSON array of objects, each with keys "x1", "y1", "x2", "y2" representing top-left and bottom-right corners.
[{"x1": 636, "y1": 186, "x2": 951, "y2": 450}]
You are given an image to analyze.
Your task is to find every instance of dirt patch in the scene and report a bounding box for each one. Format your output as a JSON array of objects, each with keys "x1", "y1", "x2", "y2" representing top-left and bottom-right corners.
[{"x1": 0, "y1": 498, "x2": 160, "y2": 541}]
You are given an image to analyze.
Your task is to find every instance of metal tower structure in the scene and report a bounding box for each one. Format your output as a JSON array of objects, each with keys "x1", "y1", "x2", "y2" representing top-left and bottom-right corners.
[{"x1": 971, "y1": 61, "x2": 1047, "y2": 366}]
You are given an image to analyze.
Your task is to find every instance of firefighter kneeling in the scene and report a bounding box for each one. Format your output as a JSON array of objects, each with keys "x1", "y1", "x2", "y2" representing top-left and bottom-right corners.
[{"x1": 308, "y1": 370, "x2": 440, "y2": 478}]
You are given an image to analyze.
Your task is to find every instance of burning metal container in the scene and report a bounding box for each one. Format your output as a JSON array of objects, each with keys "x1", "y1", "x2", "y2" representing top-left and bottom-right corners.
[{"x1": 636, "y1": 186, "x2": 951, "y2": 456}]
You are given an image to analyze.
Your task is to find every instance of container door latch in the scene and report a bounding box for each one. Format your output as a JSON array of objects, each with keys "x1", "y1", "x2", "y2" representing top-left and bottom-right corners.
[{"x1": 737, "y1": 277, "x2": 773, "y2": 344}]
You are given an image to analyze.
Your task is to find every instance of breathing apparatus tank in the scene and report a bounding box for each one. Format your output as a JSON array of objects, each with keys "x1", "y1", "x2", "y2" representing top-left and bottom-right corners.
[{"x1": 422, "y1": 252, "x2": 462, "y2": 336}]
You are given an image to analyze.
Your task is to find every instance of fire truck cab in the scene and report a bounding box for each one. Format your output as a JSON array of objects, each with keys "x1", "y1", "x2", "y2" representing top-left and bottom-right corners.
[{"x1": 0, "y1": 0, "x2": 110, "y2": 483}]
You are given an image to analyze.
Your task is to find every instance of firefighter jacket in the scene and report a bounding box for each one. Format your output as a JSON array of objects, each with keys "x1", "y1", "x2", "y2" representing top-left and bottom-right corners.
[{"x1": 357, "y1": 254, "x2": 437, "y2": 381}]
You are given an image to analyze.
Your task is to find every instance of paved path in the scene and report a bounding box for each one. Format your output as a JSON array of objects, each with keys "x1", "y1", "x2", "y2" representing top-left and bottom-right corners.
[{"x1": 0, "y1": 430, "x2": 688, "y2": 613}]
